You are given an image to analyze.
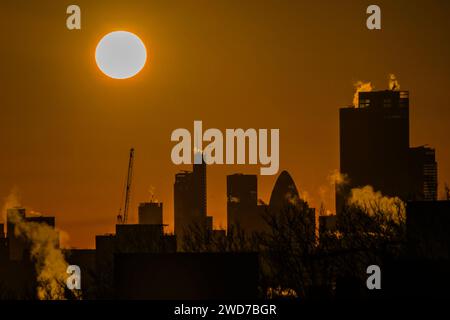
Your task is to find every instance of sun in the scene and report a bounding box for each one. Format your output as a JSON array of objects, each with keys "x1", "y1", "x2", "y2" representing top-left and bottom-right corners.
[{"x1": 95, "y1": 31, "x2": 147, "y2": 79}]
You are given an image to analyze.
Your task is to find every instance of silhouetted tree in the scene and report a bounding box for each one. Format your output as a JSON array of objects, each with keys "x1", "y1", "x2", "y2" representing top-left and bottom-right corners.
[
  {"x1": 182, "y1": 222, "x2": 259, "y2": 253},
  {"x1": 181, "y1": 196, "x2": 406, "y2": 300}
]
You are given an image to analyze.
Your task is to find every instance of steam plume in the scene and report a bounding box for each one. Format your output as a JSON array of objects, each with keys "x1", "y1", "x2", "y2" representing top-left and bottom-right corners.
[
  {"x1": 353, "y1": 81, "x2": 373, "y2": 107},
  {"x1": 3, "y1": 189, "x2": 72, "y2": 300},
  {"x1": 328, "y1": 169, "x2": 348, "y2": 190},
  {"x1": 148, "y1": 186, "x2": 159, "y2": 203},
  {"x1": 389, "y1": 74, "x2": 400, "y2": 91},
  {"x1": 348, "y1": 185, "x2": 405, "y2": 223},
  {"x1": 1, "y1": 186, "x2": 20, "y2": 222},
  {"x1": 296, "y1": 190, "x2": 310, "y2": 205}
]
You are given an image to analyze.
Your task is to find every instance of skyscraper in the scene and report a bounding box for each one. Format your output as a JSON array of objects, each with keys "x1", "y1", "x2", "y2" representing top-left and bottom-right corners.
[
  {"x1": 269, "y1": 170, "x2": 304, "y2": 213},
  {"x1": 337, "y1": 89, "x2": 438, "y2": 214},
  {"x1": 409, "y1": 146, "x2": 438, "y2": 201},
  {"x1": 174, "y1": 153, "x2": 207, "y2": 249},
  {"x1": 193, "y1": 154, "x2": 207, "y2": 218},
  {"x1": 138, "y1": 202, "x2": 163, "y2": 225},
  {"x1": 269, "y1": 170, "x2": 316, "y2": 241},
  {"x1": 227, "y1": 174, "x2": 259, "y2": 232}
]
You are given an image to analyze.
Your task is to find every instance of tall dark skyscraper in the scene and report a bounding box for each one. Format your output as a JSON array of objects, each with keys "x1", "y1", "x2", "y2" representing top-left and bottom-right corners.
[
  {"x1": 227, "y1": 174, "x2": 258, "y2": 232},
  {"x1": 409, "y1": 146, "x2": 438, "y2": 201},
  {"x1": 174, "y1": 153, "x2": 207, "y2": 248},
  {"x1": 337, "y1": 90, "x2": 438, "y2": 214},
  {"x1": 193, "y1": 154, "x2": 207, "y2": 217}
]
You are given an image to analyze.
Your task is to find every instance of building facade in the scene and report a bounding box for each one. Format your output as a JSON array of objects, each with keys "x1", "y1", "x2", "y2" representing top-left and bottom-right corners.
[{"x1": 337, "y1": 90, "x2": 437, "y2": 214}]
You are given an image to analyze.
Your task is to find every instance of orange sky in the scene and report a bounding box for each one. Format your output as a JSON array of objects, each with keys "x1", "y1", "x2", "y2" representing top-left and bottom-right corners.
[{"x1": 1, "y1": 0, "x2": 449, "y2": 248}]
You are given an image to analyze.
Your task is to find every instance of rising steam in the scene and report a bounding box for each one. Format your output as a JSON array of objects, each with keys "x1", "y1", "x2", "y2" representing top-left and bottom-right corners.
[
  {"x1": 352, "y1": 74, "x2": 400, "y2": 107},
  {"x1": 229, "y1": 196, "x2": 240, "y2": 203},
  {"x1": 1, "y1": 186, "x2": 20, "y2": 222},
  {"x1": 353, "y1": 81, "x2": 373, "y2": 107},
  {"x1": 3, "y1": 189, "x2": 71, "y2": 300},
  {"x1": 348, "y1": 185, "x2": 405, "y2": 224},
  {"x1": 388, "y1": 74, "x2": 400, "y2": 91},
  {"x1": 328, "y1": 169, "x2": 348, "y2": 191},
  {"x1": 148, "y1": 186, "x2": 159, "y2": 203}
]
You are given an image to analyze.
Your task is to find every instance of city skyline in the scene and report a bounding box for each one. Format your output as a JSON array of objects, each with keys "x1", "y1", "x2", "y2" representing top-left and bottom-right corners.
[
  {"x1": 1, "y1": 82, "x2": 446, "y2": 249},
  {"x1": 1, "y1": 0, "x2": 450, "y2": 248},
  {"x1": 1, "y1": 83, "x2": 448, "y2": 301}
]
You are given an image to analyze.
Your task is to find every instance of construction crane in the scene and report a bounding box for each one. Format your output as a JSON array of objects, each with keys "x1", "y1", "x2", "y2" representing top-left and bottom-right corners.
[{"x1": 117, "y1": 148, "x2": 134, "y2": 224}]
